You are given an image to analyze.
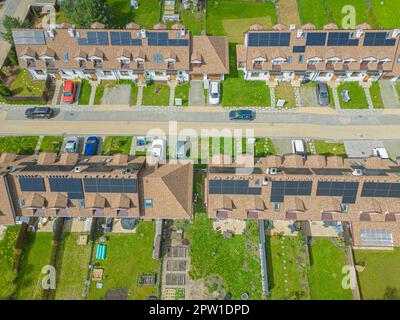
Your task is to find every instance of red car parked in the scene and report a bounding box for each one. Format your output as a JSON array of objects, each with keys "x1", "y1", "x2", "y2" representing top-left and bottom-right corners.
[{"x1": 63, "y1": 80, "x2": 76, "y2": 103}]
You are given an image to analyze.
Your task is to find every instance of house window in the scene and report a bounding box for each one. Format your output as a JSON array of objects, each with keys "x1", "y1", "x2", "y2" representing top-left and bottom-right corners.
[
  {"x1": 397, "y1": 54, "x2": 400, "y2": 63},
  {"x1": 103, "y1": 71, "x2": 112, "y2": 76},
  {"x1": 152, "y1": 54, "x2": 163, "y2": 63},
  {"x1": 287, "y1": 55, "x2": 292, "y2": 64},
  {"x1": 298, "y1": 55, "x2": 304, "y2": 64},
  {"x1": 35, "y1": 70, "x2": 45, "y2": 75},
  {"x1": 341, "y1": 203, "x2": 349, "y2": 213},
  {"x1": 144, "y1": 199, "x2": 153, "y2": 208},
  {"x1": 274, "y1": 202, "x2": 281, "y2": 212},
  {"x1": 120, "y1": 71, "x2": 129, "y2": 76}
]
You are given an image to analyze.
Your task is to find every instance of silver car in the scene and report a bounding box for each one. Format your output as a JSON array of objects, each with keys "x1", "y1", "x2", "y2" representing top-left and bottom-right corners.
[
  {"x1": 316, "y1": 82, "x2": 330, "y2": 106},
  {"x1": 63, "y1": 136, "x2": 79, "y2": 153}
]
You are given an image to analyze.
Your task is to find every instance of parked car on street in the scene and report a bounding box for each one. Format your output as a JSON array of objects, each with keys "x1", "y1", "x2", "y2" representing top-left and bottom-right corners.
[
  {"x1": 208, "y1": 81, "x2": 221, "y2": 105},
  {"x1": 229, "y1": 110, "x2": 255, "y2": 121},
  {"x1": 316, "y1": 82, "x2": 330, "y2": 106},
  {"x1": 25, "y1": 107, "x2": 54, "y2": 119},
  {"x1": 84, "y1": 136, "x2": 99, "y2": 156},
  {"x1": 63, "y1": 136, "x2": 79, "y2": 153},
  {"x1": 63, "y1": 80, "x2": 77, "y2": 103}
]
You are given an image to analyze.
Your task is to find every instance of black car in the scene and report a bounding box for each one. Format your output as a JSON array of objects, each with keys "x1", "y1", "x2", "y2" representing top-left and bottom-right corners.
[
  {"x1": 229, "y1": 110, "x2": 255, "y2": 121},
  {"x1": 25, "y1": 107, "x2": 54, "y2": 119}
]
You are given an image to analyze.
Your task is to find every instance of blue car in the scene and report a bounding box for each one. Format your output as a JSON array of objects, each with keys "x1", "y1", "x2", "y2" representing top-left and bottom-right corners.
[
  {"x1": 84, "y1": 137, "x2": 99, "y2": 156},
  {"x1": 229, "y1": 110, "x2": 255, "y2": 121}
]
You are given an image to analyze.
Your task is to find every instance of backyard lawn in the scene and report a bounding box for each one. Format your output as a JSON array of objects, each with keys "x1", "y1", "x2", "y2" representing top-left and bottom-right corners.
[
  {"x1": 370, "y1": 0, "x2": 400, "y2": 29},
  {"x1": 267, "y1": 235, "x2": 309, "y2": 300},
  {"x1": 354, "y1": 248, "x2": 400, "y2": 300},
  {"x1": 0, "y1": 136, "x2": 39, "y2": 155},
  {"x1": 337, "y1": 82, "x2": 368, "y2": 109},
  {"x1": 325, "y1": 0, "x2": 369, "y2": 27},
  {"x1": 127, "y1": 0, "x2": 161, "y2": 28},
  {"x1": 255, "y1": 138, "x2": 276, "y2": 157},
  {"x1": 311, "y1": 140, "x2": 347, "y2": 157},
  {"x1": 102, "y1": 136, "x2": 132, "y2": 155},
  {"x1": 39, "y1": 136, "x2": 64, "y2": 154},
  {"x1": 222, "y1": 74, "x2": 271, "y2": 107},
  {"x1": 297, "y1": 0, "x2": 329, "y2": 28},
  {"x1": 206, "y1": 0, "x2": 276, "y2": 43},
  {"x1": 180, "y1": 9, "x2": 204, "y2": 35},
  {"x1": 9, "y1": 69, "x2": 45, "y2": 97},
  {"x1": 369, "y1": 82, "x2": 384, "y2": 109},
  {"x1": 174, "y1": 83, "x2": 190, "y2": 106},
  {"x1": 87, "y1": 222, "x2": 159, "y2": 300},
  {"x1": 15, "y1": 232, "x2": 53, "y2": 300},
  {"x1": 54, "y1": 233, "x2": 91, "y2": 300},
  {"x1": 78, "y1": 79, "x2": 92, "y2": 105},
  {"x1": 275, "y1": 83, "x2": 296, "y2": 108},
  {"x1": 0, "y1": 226, "x2": 19, "y2": 300},
  {"x1": 142, "y1": 83, "x2": 170, "y2": 106},
  {"x1": 308, "y1": 238, "x2": 353, "y2": 300}
]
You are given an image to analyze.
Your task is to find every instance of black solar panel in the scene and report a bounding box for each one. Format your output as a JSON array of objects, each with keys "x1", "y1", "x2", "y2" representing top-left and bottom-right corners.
[
  {"x1": 312, "y1": 168, "x2": 353, "y2": 175},
  {"x1": 327, "y1": 32, "x2": 359, "y2": 46},
  {"x1": 363, "y1": 32, "x2": 396, "y2": 46},
  {"x1": 147, "y1": 32, "x2": 189, "y2": 46},
  {"x1": 270, "y1": 180, "x2": 312, "y2": 202},
  {"x1": 316, "y1": 181, "x2": 359, "y2": 203},
  {"x1": 83, "y1": 178, "x2": 138, "y2": 193},
  {"x1": 361, "y1": 182, "x2": 400, "y2": 198},
  {"x1": 293, "y1": 46, "x2": 305, "y2": 53},
  {"x1": 18, "y1": 177, "x2": 46, "y2": 192},
  {"x1": 68, "y1": 192, "x2": 84, "y2": 200},
  {"x1": 20, "y1": 165, "x2": 75, "y2": 172},
  {"x1": 208, "y1": 180, "x2": 261, "y2": 195},
  {"x1": 306, "y1": 32, "x2": 327, "y2": 46},
  {"x1": 78, "y1": 31, "x2": 109, "y2": 46},
  {"x1": 248, "y1": 32, "x2": 291, "y2": 47},
  {"x1": 49, "y1": 178, "x2": 83, "y2": 193},
  {"x1": 208, "y1": 167, "x2": 263, "y2": 174},
  {"x1": 282, "y1": 168, "x2": 313, "y2": 175},
  {"x1": 110, "y1": 31, "x2": 142, "y2": 46}
]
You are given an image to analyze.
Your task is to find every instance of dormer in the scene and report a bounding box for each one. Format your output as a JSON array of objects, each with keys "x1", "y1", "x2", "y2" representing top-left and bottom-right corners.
[
  {"x1": 191, "y1": 51, "x2": 202, "y2": 66},
  {"x1": 307, "y1": 56, "x2": 323, "y2": 65},
  {"x1": 116, "y1": 49, "x2": 131, "y2": 67},
  {"x1": 165, "y1": 52, "x2": 177, "y2": 69},
  {"x1": 20, "y1": 47, "x2": 37, "y2": 66},
  {"x1": 271, "y1": 56, "x2": 286, "y2": 65},
  {"x1": 325, "y1": 56, "x2": 342, "y2": 64}
]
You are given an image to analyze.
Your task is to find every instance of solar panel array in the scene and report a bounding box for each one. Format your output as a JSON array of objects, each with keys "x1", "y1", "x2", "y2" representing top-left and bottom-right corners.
[
  {"x1": 77, "y1": 31, "x2": 109, "y2": 45},
  {"x1": 18, "y1": 177, "x2": 46, "y2": 192},
  {"x1": 305, "y1": 32, "x2": 327, "y2": 46},
  {"x1": 327, "y1": 32, "x2": 359, "y2": 46},
  {"x1": 83, "y1": 178, "x2": 137, "y2": 193},
  {"x1": 110, "y1": 31, "x2": 142, "y2": 46},
  {"x1": 293, "y1": 45, "x2": 305, "y2": 53},
  {"x1": 208, "y1": 180, "x2": 261, "y2": 195},
  {"x1": 248, "y1": 32, "x2": 291, "y2": 47},
  {"x1": 316, "y1": 181, "x2": 359, "y2": 203},
  {"x1": 361, "y1": 182, "x2": 400, "y2": 197},
  {"x1": 361, "y1": 228, "x2": 393, "y2": 247},
  {"x1": 147, "y1": 32, "x2": 189, "y2": 46},
  {"x1": 12, "y1": 30, "x2": 46, "y2": 45},
  {"x1": 208, "y1": 167, "x2": 263, "y2": 174},
  {"x1": 363, "y1": 32, "x2": 396, "y2": 46},
  {"x1": 270, "y1": 181, "x2": 312, "y2": 202},
  {"x1": 49, "y1": 178, "x2": 83, "y2": 192}
]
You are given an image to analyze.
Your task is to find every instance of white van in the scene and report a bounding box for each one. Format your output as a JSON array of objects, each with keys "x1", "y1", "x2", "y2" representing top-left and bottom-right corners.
[
  {"x1": 208, "y1": 81, "x2": 221, "y2": 105},
  {"x1": 151, "y1": 139, "x2": 166, "y2": 160},
  {"x1": 291, "y1": 139, "x2": 306, "y2": 158},
  {"x1": 372, "y1": 147, "x2": 389, "y2": 159}
]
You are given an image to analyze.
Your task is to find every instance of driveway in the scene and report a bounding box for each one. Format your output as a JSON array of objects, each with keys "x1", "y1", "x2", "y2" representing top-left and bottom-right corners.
[
  {"x1": 379, "y1": 80, "x2": 400, "y2": 109},
  {"x1": 383, "y1": 141, "x2": 400, "y2": 160},
  {"x1": 344, "y1": 140, "x2": 384, "y2": 158},
  {"x1": 102, "y1": 84, "x2": 131, "y2": 105},
  {"x1": 189, "y1": 81, "x2": 205, "y2": 107},
  {"x1": 272, "y1": 138, "x2": 292, "y2": 155},
  {"x1": 300, "y1": 85, "x2": 324, "y2": 108}
]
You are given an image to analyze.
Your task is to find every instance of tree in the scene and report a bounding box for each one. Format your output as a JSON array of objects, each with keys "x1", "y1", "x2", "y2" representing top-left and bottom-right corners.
[
  {"x1": 0, "y1": 84, "x2": 12, "y2": 97},
  {"x1": 0, "y1": 16, "x2": 31, "y2": 45},
  {"x1": 61, "y1": 0, "x2": 114, "y2": 28}
]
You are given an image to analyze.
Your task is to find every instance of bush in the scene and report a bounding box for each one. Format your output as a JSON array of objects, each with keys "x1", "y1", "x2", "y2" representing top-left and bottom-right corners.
[
  {"x1": 0, "y1": 84, "x2": 12, "y2": 97},
  {"x1": 7, "y1": 50, "x2": 18, "y2": 66}
]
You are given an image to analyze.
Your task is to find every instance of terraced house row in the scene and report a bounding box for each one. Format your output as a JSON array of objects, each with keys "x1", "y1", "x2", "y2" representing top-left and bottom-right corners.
[
  {"x1": 12, "y1": 21, "x2": 400, "y2": 85},
  {"x1": 12, "y1": 21, "x2": 229, "y2": 83},
  {"x1": 205, "y1": 154, "x2": 400, "y2": 248}
]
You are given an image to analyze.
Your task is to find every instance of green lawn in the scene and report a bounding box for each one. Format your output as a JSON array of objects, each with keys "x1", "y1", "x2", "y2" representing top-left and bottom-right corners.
[
  {"x1": 0, "y1": 136, "x2": 39, "y2": 155},
  {"x1": 128, "y1": 0, "x2": 161, "y2": 28},
  {"x1": 206, "y1": 0, "x2": 276, "y2": 42},
  {"x1": 337, "y1": 82, "x2": 368, "y2": 109},
  {"x1": 9, "y1": 69, "x2": 45, "y2": 97},
  {"x1": 181, "y1": 10, "x2": 204, "y2": 35},
  {"x1": 101, "y1": 136, "x2": 132, "y2": 155},
  {"x1": 369, "y1": 82, "x2": 384, "y2": 109},
  {"x1": 87, "y1": 222, "x2": 159, "y2": 300},
  {"x1": 308, "y1": 238, "x2": 353, "y2": 300},
  {"x1": 395, "y1": 82, "x2": 400, "y2": 102},
  {"x1": 222, "y1": 73, "x2": 270, "y2": 107},
  {"x1": 174, "y1": 83, "x2": 190, "y2": 107},
  {"x1": 117, "y1": 79, "x2": 138, "y2": 105},
  {"x1": 39, "y1": 136, "x2": 64, "y2": 154},
  {"x1": 354, "y1": 248, "x2": 400, "y2": 300},
  {"x1": 93, "y1": 83, "x2": 105, "y2": 105},
  {"x1": 78, "y1": 79, "x2": 92, "y2": 105},
  {"x1": 54, "y1": 233, "x2": 91, "y2": 300},
  {"x1": 142, "y1": 83, "x2": 170, "y2": 106},
  {"x1": 325, "y1": 0, "x2": 369, "y2": 27},
  {"x1": 15, "y1": 232, "x2": 53, "y2": 300},
  {"x1": 267, "y1": 235, "x2": 309, "y2": 300},
  {"x1": 311, "y1": 140, "x2": 347, "y2": 157},
  {"x1": 370, "y1": 0, "x2": 400, "y2": 29},
  {"x1": 255, "y1": 138, "x2": 276, "y2": 157},
  {"x1": 275, "y1": 83, "x2": 296, "y2": 108},
  {"x1": 297, "y1": 0, "x2": 329, "y2": 28},
  {"x1": 0, "y1": 226, "x2": 19, "y2": 299}
]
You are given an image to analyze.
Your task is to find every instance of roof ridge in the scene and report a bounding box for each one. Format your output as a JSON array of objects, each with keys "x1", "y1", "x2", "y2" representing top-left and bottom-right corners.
[{"x1": 204, "y1": 35, "x2": 227, "y2": 72}]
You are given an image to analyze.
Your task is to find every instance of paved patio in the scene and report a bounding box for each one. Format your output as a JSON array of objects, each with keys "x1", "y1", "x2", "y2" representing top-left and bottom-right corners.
[
  {"x1": 300, "y1": 85, "x2": 321, "y2": 108},
  {"x1": 344, "y1": 140, "x2": 385, "y2": 158},
  {"x1": 189, "y1": 81, "x2": 205, "y2": 107},
  {"x1": 102, "y1": 84, "x2": 131, "y2": 105},
  {"x1": 379, "y1": 80, "x2": 400, "y2": 109}
]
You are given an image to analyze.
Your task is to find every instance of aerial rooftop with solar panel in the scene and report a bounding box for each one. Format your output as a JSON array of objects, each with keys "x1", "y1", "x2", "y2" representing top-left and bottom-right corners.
[{"x1": 2, "y1": 0, "x2": 400, "y2": 303}]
